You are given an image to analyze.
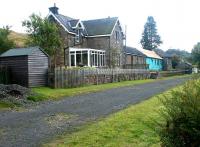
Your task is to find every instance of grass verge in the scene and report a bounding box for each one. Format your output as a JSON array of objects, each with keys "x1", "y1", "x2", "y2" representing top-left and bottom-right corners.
[
  {"x1": 45, "y1": 87, "x2": 179, "y2": 146},
  {"x1": 0, "y1": 101, "x2": 15, "y2": 110},
  {"x1": 32, "y1": 74, "x2": 190, "y2": 102},
  {"x1": 0, "y1": 101, "x2": 28, "y2": 111},
  {"x1": 31, "y1": 79, "x2": 154, "y2": 101}
]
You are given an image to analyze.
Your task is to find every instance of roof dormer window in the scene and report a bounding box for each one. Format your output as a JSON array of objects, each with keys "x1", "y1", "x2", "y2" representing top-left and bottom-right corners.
[
  {"x1": 75, "y1": 23, "x2": 84, "y2": 43},
  {"x1": 75, "y1": 29, "x2": 81, "y2": 43}
]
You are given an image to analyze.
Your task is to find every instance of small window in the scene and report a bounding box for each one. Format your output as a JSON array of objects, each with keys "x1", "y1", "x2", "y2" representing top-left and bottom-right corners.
[
  {"x1": 115, "y1": 31, "x2": 120, "y2": 43},
  {"x1": 75, "y1": 28, "x2": 81, "y2": 43},
  {"x1": 70, "y1": 54, "x2": 75, "y2": 66}
]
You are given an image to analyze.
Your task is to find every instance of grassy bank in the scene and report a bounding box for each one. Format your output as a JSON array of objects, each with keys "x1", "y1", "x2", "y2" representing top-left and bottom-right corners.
[
  {"x1": 31, "y1": 75, "x2": 190, "y2": 102},
  {"x1": 45, "y1": 87, "x2": 178, "y2": 146}
]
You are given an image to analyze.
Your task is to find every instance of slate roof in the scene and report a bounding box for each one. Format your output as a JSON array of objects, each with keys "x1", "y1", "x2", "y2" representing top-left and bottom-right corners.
[
  {"x1": 48, "y1": 5, "x2": 122, "y2": 37},
  {"x1": 54, "y1": 14, "x2": 75, "y2": 33},
  {"x1": 138, "y1": 48, "x2": 163, "y2": 59},
  {"x1": 50, "y1": 11, "x2": 119, "y2": 36},
  {"x1": 0, "y1": 47, "x2": 47, "y2": 57},
  {"x1": 82, "y1": 17, "x2": 118, "y2": 36},
  {"x1": 69, "y1": 19, "x2": 79, "y2": 27},
  {"x1": 124, "y1": 46, "x2": 145, "y2": 56}
]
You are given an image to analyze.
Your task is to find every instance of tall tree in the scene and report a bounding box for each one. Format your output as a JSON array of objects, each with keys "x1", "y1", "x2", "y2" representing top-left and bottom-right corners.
[
  {"x1": 22, "y1": 14, "x2": 63, "y2": 67},
  {"x1": 192, "y1": 42, "x2": 200, "y2": 67},
  {"x1": 140, "y1": 16, "x2": 162, "y2": 50},
  {"x1": 0, "y1": 26, "x2": 15, "y2": 54}
]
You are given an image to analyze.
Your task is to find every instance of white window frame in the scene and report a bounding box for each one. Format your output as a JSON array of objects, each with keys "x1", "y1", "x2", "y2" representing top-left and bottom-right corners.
[{"x1": 68, "y1": 48, "x2": 106, "y2": 67}]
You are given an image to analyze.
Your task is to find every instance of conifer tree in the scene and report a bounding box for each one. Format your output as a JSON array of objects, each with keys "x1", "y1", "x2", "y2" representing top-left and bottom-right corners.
[{"x1": 140, "y1": 16, "x2": 162, "y2": 50}]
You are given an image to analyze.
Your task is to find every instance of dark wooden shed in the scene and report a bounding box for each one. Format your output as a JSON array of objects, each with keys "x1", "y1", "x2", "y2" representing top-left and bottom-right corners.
[{"x1": 0, "y1": 46, "x2": 49, "y2": 87}]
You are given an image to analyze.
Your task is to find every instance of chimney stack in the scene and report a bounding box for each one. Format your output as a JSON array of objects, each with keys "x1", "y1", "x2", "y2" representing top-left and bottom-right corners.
[{"x1": 49, "y1": 3, "x2": 59, "y2": 15}]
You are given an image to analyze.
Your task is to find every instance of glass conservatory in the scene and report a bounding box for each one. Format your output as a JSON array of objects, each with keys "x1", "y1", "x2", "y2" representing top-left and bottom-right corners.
[{"x1": 67, "y1": 48, "x2": 106, "y2": 67}]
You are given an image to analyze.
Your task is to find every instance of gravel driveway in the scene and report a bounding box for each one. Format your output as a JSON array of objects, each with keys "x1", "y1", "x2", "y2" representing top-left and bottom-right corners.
[{"x1": 0, "y1": 77, "x2": 189, "y2": 147}]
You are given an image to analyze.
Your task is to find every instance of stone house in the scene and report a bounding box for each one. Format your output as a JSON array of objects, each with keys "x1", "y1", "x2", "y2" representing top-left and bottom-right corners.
[{"x1": 48, "y1": 5, "x2": 125, "y2": 68}]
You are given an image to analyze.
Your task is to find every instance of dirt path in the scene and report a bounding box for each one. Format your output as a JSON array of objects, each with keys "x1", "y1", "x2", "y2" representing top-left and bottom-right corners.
[{"x1": 0, "y1": 77, "x2": 189, "y2": 147}]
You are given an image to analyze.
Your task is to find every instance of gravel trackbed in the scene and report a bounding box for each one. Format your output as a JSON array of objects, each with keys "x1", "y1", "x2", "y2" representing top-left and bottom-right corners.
[{"x1": 0, "y1": 77, "x2": 189, "y2": 147}]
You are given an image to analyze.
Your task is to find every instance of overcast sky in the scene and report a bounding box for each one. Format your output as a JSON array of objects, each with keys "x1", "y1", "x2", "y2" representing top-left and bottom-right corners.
[{"x1": 1, "y1": 0, "x2": 199, "y2": 52}]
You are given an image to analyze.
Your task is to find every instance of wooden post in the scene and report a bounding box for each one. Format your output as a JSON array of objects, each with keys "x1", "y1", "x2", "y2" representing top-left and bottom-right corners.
[
  {"x1": 88, "y1": 50, "x2": 90, "y2": 67},
  {"x1": 54, "y1": 67, "x2": 57, "y2": 88},
  {"x1": 61, "y1": 67, "x2": 63, "y2": 88},
  {"x1": 112, "y1": 69, "x2": 114, "y2": 83},
  {"x1": 96, "y1": 68, "x2": 98, "y2": 85}
]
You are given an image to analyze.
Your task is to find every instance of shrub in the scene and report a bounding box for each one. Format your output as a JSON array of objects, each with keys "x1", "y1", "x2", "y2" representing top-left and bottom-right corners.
[{"x1": 157, "y1": 77, "x2": 200, "y2": 147}]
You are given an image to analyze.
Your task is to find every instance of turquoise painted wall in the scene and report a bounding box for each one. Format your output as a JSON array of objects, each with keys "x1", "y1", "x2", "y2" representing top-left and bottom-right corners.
[{"x1": 146, "y1": 57, "x2": 163, "y2": 71}]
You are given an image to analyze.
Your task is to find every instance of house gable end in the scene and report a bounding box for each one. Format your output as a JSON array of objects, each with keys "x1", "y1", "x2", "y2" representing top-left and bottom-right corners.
[
  {"x1": 47, "y1": 12, "x2": 76, "y2": 35},
  {"x1": 83, "y1": 17, "x2": 119, "y2": 37}
]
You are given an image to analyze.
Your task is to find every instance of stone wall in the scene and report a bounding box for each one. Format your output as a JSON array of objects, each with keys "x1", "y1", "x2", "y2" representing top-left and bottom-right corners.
[
  {"x1": 85, "y1": 37, "x2": 110, "y2": 66},
  {"x1": 109, "y1": 21, "x2": 124, "y2": 67},
  {"x1": 86, "y1": 36, "x2": 110, "y2": 49}
]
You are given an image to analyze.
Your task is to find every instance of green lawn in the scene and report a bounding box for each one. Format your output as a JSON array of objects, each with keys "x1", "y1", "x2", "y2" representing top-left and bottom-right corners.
[
  {"x1": 45, "y1": 87, "x2": 176, "y2": 147},
  {"x1": 31, "y1": 74, "x2": 190, "y2": 102}
]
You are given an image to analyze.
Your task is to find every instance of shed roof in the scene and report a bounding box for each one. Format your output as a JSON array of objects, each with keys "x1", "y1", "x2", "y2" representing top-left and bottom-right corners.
[
  {"x1": 124, "y1": 46, "x2": 145, "y2": 56},
  {"x1": 138, "y1": 48, "x2": 163, "y2": 59},
  {"x1": 0, "y1": 46, "x2": 47, "y2": 57}
]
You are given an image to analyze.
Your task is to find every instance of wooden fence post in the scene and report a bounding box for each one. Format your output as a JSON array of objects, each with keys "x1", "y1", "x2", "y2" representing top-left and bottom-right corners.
[{"x1": 53, "y1": 68, "x2": 55, "y2": 88}]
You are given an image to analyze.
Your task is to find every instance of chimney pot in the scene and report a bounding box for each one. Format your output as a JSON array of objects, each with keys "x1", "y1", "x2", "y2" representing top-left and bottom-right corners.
[{"x1": 49, "y1": 3, "x2": 59, "y2": 14}]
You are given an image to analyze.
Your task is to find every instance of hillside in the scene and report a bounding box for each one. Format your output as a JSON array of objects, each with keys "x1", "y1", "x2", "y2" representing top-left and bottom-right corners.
[{"x1": 8, "y1": 31, "x2": 28, "y2": 48}]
